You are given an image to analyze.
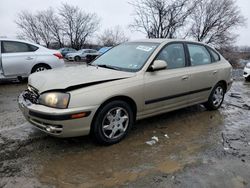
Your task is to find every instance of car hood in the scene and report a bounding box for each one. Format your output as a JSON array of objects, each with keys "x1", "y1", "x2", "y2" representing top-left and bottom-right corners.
[{"x1": 29, "y1": 65, "x2": 136, "y2": 93}]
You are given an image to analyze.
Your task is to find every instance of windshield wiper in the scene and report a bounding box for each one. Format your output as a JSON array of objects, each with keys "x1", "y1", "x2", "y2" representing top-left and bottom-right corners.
[{"x1": 97, "y1": 64, "x2": 120, "y2": 70}]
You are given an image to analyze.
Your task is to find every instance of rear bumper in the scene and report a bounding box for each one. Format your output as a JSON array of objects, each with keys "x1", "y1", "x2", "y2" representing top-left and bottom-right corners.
[{"x1": 18, "y1": 92, "x2": 98, "y2": 138}]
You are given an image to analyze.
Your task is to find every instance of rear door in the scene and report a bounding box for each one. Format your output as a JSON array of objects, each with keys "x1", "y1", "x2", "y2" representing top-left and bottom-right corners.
[
  {"x1": 185, "y1": 43, "x2": 220, "y2": 104},
  {"x1": 1, "y1": 41, "x2": 37, "y2": 76},
  {"x1": 143, "y1": 42, "x2": 190, "y2": 114}
]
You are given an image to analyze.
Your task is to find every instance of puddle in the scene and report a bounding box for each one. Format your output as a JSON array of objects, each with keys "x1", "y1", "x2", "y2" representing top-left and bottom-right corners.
[{"x1": 38, "y1": 108, "x2": 224, "y2": 187}]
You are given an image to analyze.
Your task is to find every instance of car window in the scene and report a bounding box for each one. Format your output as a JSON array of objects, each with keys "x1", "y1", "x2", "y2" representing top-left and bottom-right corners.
[
  {"x1": 187, "y1": 44, "x2": 211, "y2": 66},
  {"x1": 2, "y1": 41, "x2": 38, "y2": 53},
  {"x1": 29, "y1": 44, "x2": 39, "y2": 52},
  {"x1": 208, "y1": 48, "x2": 220, "y2": 62},
  {"x1": 88, "y1": 50, "x2": 96, "y2": 53},
  {"x1": 156, "y1": 43, "x2": 186, "y2": 69}
]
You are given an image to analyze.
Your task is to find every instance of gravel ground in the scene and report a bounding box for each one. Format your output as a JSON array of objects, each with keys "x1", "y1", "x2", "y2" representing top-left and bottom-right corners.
[{"x1": 0, "y1": 67, "x2": 250, "y2": 188}]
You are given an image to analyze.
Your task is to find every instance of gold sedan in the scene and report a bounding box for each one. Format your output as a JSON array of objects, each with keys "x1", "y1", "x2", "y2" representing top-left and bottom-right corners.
[{"x1": 18, "y1": 39, "x2": 233, "y2": 145}]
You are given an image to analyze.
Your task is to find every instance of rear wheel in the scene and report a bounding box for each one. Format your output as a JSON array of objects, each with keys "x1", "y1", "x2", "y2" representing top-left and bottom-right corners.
[
  {"x1": 31, "y1": 64, "x2": 50, "y2": 73},
  {"x1": 204, "y1": 83, "x2": 225, "y2": 111},
  {"x1": 92, "y1": 100, "x2": 134, "y2": 145},
  {"x1": 245, "y1": 76, "x2": 250, "y2": 82}
]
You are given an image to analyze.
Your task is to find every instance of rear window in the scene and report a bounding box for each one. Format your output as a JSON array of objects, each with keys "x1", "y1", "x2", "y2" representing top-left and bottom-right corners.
[{"x1": 208, "y1": 48, "x2": 220, "y2": 62}]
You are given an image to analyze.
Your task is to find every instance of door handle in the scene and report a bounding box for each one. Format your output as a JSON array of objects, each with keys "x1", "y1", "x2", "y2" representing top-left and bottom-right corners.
[
  {"x1": 213, "y1": 70, "x2": 218, "y2": 75},
  {"x1": 181, "y1": 76, "x2": 189, "y2": 80},
  {"x1": 26, "y1": 57, "x2": 34, "y2": 60}
]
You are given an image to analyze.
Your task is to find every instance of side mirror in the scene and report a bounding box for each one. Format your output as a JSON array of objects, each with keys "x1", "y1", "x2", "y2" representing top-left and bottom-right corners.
[{"x1": 148, "y1": 60, "x2": 167, "y2": 72}]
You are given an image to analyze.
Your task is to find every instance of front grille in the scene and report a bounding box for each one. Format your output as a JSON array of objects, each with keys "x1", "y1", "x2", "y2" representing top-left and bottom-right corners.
[{"x1": 23, "y1": 86, "x2": 40, "y2": 104}]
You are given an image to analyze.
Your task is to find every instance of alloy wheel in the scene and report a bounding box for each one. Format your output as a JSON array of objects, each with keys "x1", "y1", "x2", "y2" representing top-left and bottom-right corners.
[
  {"x1": 212, "y1": 86, "x2": 224, "y2": 107},
  {"x1": 102, "y1": 107, "x2": 129, "y2": 140},
  {"x1": 35, "y1": 66, "x2": 47, "y2": 72}
]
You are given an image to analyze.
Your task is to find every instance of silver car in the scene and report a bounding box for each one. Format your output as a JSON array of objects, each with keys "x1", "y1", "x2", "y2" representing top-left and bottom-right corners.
[
  {"x1": 65, "y1": 49, "x2": 100, "y2": 62},
  {"x1": 0, "y1": 39, "x2": 64, "y2": 80},
  {"x1": 18, "y1": 39, "x2": 233, "y2": 145}
]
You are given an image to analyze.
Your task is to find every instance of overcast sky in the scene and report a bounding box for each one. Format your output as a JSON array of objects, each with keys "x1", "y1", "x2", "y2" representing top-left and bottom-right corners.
[{"x1": 0, "y1": 0, "x2": 249, "y2": 46}]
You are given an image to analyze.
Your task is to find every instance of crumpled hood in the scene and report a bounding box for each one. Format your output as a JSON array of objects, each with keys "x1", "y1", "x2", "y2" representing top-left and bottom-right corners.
[{"x1": 29, "y1": 65, "x2": 136, "y2": 93}]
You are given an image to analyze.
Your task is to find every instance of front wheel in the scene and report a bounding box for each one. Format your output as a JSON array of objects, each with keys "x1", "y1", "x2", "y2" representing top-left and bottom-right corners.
[
  {"x1": 74, "y1": 56, "x2": 81, "y2": 62},
  {"x1": 204, "y1": 83, "x2": 225, "y2": 111},
  {"x1": 92, "y1": 100, "x2": 134, "y2": 145}
]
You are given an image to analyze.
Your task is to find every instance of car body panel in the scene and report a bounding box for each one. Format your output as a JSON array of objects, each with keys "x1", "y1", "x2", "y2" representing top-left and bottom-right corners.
[
  {"x1": 18, "y1": 39, "x2": 233, "y2": 138},
  {"x1": 2, "y1": 51, "x2": 37, "y2": 76},
  {"x1": 143, "y1": 67, "x2": 190, "y2": 114},
  {"x1": 28, "y1": 65, "x2": 136, "y2": 93}
]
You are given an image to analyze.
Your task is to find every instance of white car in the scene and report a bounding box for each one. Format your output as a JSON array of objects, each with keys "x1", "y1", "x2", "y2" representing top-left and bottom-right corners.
[
  {"x1": 65, "y1": 49, "x2": 100, "y2": 62},
  {"x1": 0, "y1": 39, "x2": 65, "y2": 80},
  {"x1": 243, "y1": 62, "x2": 250, "y2": 81}
]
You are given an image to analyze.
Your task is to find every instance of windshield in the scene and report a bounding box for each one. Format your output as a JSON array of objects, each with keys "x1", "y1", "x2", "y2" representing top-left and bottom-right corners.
[{"x1": 92, "y1": 42, "x2": 159, "y2": 72}]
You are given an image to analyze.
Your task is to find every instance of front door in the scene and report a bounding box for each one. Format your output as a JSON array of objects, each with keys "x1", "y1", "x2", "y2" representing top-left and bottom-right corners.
[{"x1": 143, "y1": 43, "x2": 190, "y2": 115}]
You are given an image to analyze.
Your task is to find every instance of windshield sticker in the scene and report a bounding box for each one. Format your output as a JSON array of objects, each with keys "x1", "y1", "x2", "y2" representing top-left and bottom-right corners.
[{"x1": 136, "y1": 46, "x2": 153, "y2": 52}]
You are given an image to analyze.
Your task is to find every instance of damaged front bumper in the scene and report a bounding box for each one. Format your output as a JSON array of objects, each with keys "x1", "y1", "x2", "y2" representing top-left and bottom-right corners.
[{"x1": 18, "y1": 92, "x2": 98, "y2": 138}]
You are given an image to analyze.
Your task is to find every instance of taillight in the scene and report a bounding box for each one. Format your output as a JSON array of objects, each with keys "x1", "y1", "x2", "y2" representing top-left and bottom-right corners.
[{"x1": 53, "y1": 53, "x2": 63, "y2": 59}]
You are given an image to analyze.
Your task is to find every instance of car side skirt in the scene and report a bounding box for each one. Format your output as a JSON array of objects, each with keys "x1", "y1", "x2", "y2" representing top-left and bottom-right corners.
[{"x1": 145, "y1": 87, "x2": 212, "y2": 105}]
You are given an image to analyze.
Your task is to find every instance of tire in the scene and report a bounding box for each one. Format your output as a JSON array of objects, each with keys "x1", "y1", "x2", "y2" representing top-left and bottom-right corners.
[
  {"x1": 245, "y1": 76, "x2": 250, "y2": 82},
  {"x1": 31, "y1": 64, "x2": 50, "y2": 73},
  {"x1": 74, "y1": 56, "x2": 81, "y2": 62},
  {"x1": 204, "y1": 83, "x2": 225, "y2": 111},
  {"x1": 92, "y1": 100, "x2": 134, "y2": 145}
]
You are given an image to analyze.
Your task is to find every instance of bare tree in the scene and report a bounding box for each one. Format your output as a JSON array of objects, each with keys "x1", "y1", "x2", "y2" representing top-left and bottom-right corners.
[
  {"x1": 59, "y1": 3, "x2": 100, "y2": 49},
  {"x1": 129, "y1": 0, "x2": 197, "y2": 38},
  {"x1": 41, "y1": 8, "x2": 65, "y2": 48},
  {"x1": 98, "y1": 26, "x2": 129, "y2": 46},
  {"x1": 16, "y1": 9, "x2": 60, "y2": 47},
  {"x1": 36, "y1": 10, "x2": 55, "y2": 47},
  {"x1": 188, "y1": 0, "x2": 246, "y2": 47},
  {"x1": 15, "y1": 11, "x2": 40, "y2": 44}
]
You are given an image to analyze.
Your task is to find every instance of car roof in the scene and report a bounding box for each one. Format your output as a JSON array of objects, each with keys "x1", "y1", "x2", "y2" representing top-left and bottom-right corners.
[
  {"x1": 130, "y1": 38, "x2": 209, "y2": 46},
  {"x1": 0, "y1": 38, "x2": 42, "y2": 48}
]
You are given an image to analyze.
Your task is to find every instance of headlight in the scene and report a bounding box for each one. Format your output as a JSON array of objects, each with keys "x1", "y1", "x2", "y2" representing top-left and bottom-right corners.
[
  {"x1": 246, "y1": 63, "x2": 250, "y2": 68},
  {"x1": 39, "y1": 92, "x2": 70, "y2": 109}
]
